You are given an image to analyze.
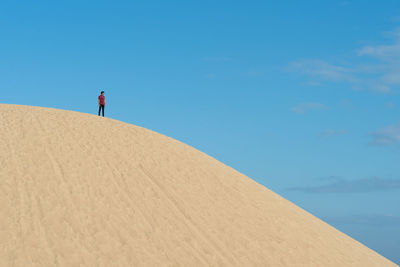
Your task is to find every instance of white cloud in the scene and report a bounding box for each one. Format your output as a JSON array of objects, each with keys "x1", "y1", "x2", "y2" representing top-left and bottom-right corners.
[
  {"x1": 292, "y1": 102, "x2": 327, "y2": 114},
  {"x1": 357, "y1": 44, "x2": 400, "y2": 60},
  {"x1": 305, "y1": 81, "x2": 323, "y2": 86},
  {"x1": 370, "y1": 124, "x2": 400, "y2": 145},
  {"x1": 289, "y1": 27, "x2": 400, "y2": 94},
  {"x1": 289, "y1": 59, "x2": 356, "y2": 83},
  {"x1": 381, "y1": 67, "x2": 400, "y2": 85},
  {"x1": 358, "y1": 28, "x2": 400, "y2": 61},
  {"x1": 370, "y1": 84, "x2": 391, "y2": 93}
]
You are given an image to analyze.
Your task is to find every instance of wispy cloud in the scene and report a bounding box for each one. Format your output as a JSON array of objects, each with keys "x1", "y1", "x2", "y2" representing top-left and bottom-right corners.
[
  {"x1": 305, "y1": 81, "x2": 323, "y2": 86},
  {"x1": 323, "y1": 214, "x2": 400, "y2": 226},
  {"x1": 289, "y1": 60, "x2": 356, "y2": 83},
  {"x1": 289, "y1": 27, "x2": 400, "y2": 93},
  {"x1": 287, "y1": 177, "x2": 400, "y2": 193},
  {"x1": 370, "y1": 124, "x2": 400, "y2": 145},
  {"x1": 358, "y1": 28, "x2": 400, "y2": 61},
  {"x1": 292, "y1": 102, "x2": 327, "y2": 114},
  {"x1": 319, "y1": 129, "x2": 347, "y2": 137}
]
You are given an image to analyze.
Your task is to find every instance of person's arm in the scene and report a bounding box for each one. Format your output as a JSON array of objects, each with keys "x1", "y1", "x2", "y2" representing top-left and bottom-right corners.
[{"x1": 98, "y1": 97, "x2": 100, "y2": 106}]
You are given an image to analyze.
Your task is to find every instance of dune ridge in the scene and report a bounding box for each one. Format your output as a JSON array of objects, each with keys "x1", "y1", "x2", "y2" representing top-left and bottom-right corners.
[{"x1": 0, "y1": 104, "x2": 397, "y2": 266}]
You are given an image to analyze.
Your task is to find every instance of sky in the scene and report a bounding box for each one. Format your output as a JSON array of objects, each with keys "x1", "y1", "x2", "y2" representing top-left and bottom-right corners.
[{"x1": 1, "y1": 0, "x2": 400, "y2": 264}]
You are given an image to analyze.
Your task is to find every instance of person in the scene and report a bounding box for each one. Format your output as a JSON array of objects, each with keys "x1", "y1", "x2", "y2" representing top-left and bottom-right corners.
[{"x1": 98, "y1": 91, "x2": 105, "y2": 117}]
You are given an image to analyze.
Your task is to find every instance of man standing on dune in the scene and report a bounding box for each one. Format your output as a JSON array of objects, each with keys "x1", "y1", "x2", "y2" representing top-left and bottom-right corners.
[{"x1": 98, "y1": 91, "x2": 105, "y2": 117}]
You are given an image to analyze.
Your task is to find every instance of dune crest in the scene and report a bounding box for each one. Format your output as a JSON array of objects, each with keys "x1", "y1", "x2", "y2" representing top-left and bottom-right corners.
[{"x1": 0, "y1": 104, "x2": 397, "y2": 266}]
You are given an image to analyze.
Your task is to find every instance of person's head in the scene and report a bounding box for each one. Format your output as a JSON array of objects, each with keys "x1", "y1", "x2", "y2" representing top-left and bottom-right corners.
[{"x1": 101, "y1": 91, "x2": 104, "y2": 95}]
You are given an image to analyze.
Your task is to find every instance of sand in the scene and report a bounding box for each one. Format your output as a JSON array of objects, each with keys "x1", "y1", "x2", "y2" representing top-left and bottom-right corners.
[{"x1": 0, "y1": 104, "x2": 397, "y2": 267}]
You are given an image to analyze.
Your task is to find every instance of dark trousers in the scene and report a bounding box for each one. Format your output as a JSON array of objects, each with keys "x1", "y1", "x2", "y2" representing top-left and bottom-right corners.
[{"x1": 98, "y1": 105, "x2": 105, "y2": 117}]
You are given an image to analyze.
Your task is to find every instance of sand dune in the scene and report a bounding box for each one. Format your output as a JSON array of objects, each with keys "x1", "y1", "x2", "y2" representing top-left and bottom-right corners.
[{"x1": 0, "y1": 104, "x2": 397, "y2": 266}]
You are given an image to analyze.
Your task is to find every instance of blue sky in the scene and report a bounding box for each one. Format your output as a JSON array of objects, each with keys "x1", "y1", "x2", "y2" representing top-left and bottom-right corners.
[{"x1": 1, "y1": 0, "x2": 400, "y2": 264}]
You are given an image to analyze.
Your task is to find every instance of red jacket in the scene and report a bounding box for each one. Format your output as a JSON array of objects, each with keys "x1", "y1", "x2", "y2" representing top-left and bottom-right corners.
[{"x1": 98, "y1": 95, "x2": 105, "y2": 105}]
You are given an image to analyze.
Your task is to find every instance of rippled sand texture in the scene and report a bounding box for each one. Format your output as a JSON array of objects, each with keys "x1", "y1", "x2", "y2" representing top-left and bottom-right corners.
[{"x1": 0, "y1": 104, "x2": 397, "y2": 267}]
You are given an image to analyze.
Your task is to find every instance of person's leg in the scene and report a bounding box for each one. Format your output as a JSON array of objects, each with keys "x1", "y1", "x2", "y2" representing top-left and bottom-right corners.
[
  {"x1": 98, "y1": 105, "x2": 101, "y2": 116},
  {"x1": 102, "y1": 105, "x2": 105, "y2": 117}
]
